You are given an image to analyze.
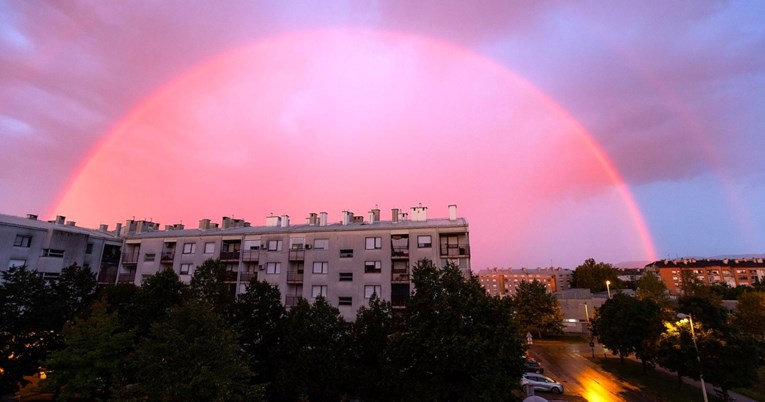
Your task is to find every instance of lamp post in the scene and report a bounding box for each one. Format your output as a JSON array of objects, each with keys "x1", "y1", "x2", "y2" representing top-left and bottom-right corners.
[
  {"x1": 678, "y1": 313, "x2": 708, "y2": 402},
  {"x1": 605, "y1": 280, "x2": 611, "y2": 299}
]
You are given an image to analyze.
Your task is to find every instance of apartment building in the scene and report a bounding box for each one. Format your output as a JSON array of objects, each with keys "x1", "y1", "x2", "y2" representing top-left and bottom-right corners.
[
  {"x1": 0, "y1": 213, "x2": 122, "y2": 280},
  {"x1": 115, "y1": 205, "x2": 470, "y2": 320},
  {"x1": 646, "y1": 258, "x2": 765, "y2": 295},
  {"x1": 477, "y1": 267, "x2": 572, "y2": 298}
]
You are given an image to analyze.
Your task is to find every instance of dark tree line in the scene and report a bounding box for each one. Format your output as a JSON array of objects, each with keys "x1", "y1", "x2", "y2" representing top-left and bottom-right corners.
[{"x1": 1, "y1": 259, "x2": 530, "y2": 402}]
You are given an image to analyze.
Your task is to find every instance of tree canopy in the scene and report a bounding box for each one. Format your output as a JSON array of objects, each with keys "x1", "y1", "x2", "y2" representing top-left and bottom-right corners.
[
  {"x1": 572, "y1": 258, "x2": 621, "y2": 292},
  {"x1": 512, "y1": 279, "x2": 564, "y2": 338}
]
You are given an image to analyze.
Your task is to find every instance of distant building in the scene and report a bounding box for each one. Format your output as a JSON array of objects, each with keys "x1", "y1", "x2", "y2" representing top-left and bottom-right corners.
[
  {"x1": 645, "y1": 258, "x2": 765, "y2": 295},
  {"x1": 616, "y1": 267, "x2": 644, "y2": 283},
  {"x1": 477, "y1": 267, "x2": 573, "y2": 298},
  {"x1": 115, "y1": 204, "x2": 470, "y2": 320},
  {"x1": 0, "y1": 213, "x2": 122, "y2": 280}
]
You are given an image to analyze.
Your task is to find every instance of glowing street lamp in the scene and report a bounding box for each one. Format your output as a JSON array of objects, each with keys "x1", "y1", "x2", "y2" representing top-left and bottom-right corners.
[
  {"x1": 605, "y1": 280, "x2": 611, "y2": 299},
  {"x1": 678, "y1": 313, "x2": 708, "y2": 402}
]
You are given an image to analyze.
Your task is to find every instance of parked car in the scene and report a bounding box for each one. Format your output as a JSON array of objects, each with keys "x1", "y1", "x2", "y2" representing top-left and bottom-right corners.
[
  {"x1": 524, "y1": 358, "x2": 544, "y2": 373},
  {"x1": 521, "y1": 373, "x2": 564, "y2": 394}
]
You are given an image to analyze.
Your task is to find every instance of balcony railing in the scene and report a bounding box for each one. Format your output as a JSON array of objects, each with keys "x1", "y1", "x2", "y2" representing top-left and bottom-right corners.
[
  {"x1": 97, "y1": 272, "x2": 117, "y2": 284},
  {"x1": 391, "y1": 271, "x2": 410, "y2": 282},
  {"x1": 220, "y1": 251, "x2": 241, "y2": 261},
  {"x1": 121, "y1": 252, "x2": 140, "y2": 264},
  {"x1": 391, "y1": 247, "x2": 409, "y2": 259},
  {"x1": 288, "y1": 249, "x2": 305, "y2": 261},
  {"x1": 225, "y1": 271, "x2": 238, "y2": 282},
  {"x1": 440, "y1": 244, "x2": 470, "y2": 257},
  {"x1": 117, "y1": 273, "x2": 136, "y2": 283},
  {"x1": 391, "y1": 298, "x2": 408, "y2": 308},
  {"x1": 242, "y1": 250, "x2": 260, "y2": 261},
  {"x1": 287, "y1": 270, "x2": 304, "y2": 283},
  {"x1": 240, "y1": 272, "x2": 256, "y2": 283},
  {"x1": 285, "y1": 295, "x2": 302, "y2": 307}
]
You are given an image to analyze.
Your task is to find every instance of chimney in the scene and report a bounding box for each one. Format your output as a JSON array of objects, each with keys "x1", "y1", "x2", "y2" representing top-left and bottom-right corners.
[
  {"x1": 449, "y1": 204, "x2": 457, "y2": 221},
  {"x1": 26, "y1": 214, "x2": 38, "y2": 220},
  {"x1": 369, "y1": 207, "x2": 380, "y2": 224},
  {"x1": 115, "y1": 223, "x2": 122, "y2": 236},
  {"x1": 342, "y1": 211, "x2": 353, "y2": 225},
  {"x1": 65, "y1": 221, "x2": 76, "y2": 226},
  {"x1": 281, "y1": 215, "x2": 290, "y2": 228},
  {"x1": 392, "y1": 208, "x2": 399, "y2": 223},
  {"x1": 265, "y1": 214, "x2": 281, "y2": 227},
  {"x1": 99, "y1": 224, "x2": 108, "y2": 231},
  {"x1": 222, "y1": 217, "x2": 231, "y2": 229},
  {"x1": 55, "y1": 215, "x2": 65, "y2": 225},
  {"x1": 411, "y1": 203, "x2": 427, "y2": 222},
  {"x1": 199, "y1": 219, "x2": 211, "y2": 230},
  {"x1": 319, "y1": 212, "x2": 328, "y2": 226}
]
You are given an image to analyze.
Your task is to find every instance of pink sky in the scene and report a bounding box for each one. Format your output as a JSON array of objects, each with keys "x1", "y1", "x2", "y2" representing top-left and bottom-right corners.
[{"x1": 2, "y1": 2, "x2": 764, "y2": 268}]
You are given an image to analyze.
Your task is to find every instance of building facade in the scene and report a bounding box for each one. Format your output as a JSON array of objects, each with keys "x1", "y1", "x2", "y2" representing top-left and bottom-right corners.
[
  {"x1": 477, "y1": 267, "x2": 572, "y2": 298},
  {"x1": 115, "y1": 205, "x2": 470, "y2": 320},
  {"x1": 0, "y1": 213, "x2": 122, "y2": 280},
  {"x1": 646, "y1": 258, "x2": 765, "y2": 295}
]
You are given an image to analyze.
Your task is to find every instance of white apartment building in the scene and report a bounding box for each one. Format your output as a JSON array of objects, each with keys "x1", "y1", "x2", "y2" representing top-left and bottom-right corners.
[
  {"x1": 0, "y1": 213, "x2": 122, "y2": 280},
  {"x1": 115, "y1": 205, "x2": 470, "y2": 320}
]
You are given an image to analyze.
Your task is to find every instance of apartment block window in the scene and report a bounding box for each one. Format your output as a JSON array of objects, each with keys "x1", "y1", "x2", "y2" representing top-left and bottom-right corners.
[
  {"x1": 313, "y1": 239, "x2": 329, "y2": 250},
  {"x1": 339, "y1": 272, "x2": 353, "y2": 282},
  {"x1": 204, "y1": 242, "x2": 215, "y2": 254},
  {"x1": 364, "y1": 285, "x2": 382, "y2": 299},
  {"x1": 417, "y1": 235, "x2": 432, "y2": 248},
  {"x1": 13, "y1": 235, "x2": 32, "y2": 248},
  {"x1": 42, "y1": 249, "x2": 65, "y2": 258},
  {"x1": 182, "y1": 243, "x2": 196, "y2": 254},
  {"x1": 313, "y1": 261, "x2": 328, "y2": 274},
  {"x1": 267, "y1": 240, "x2": 283, "y2": 251},
  {"x1": 312, "y1": 285, "x2": 327, "y2": 299},
  {"x1": 8, "y1": 259, "x2": 26, "y2": 269},
  {"x1": 338, "y1": 296, "x2": 353, "y2": 306},
  {"x1": 290, "y1": 238, "x2": 306, "y2": 249},
  {"x1": 180, "y1": 263, "x2": 191, "y2": 275},
  {"x1": 365, "y1": 237, "x2": 382, "y2": 250},
  {"x1": 266, "y1": 262, "x2": 281, "y2": 274},
  {"x1": 86, "y1": 243, "x2": 94, "y2": 254},
  {"x1": 364, "y1": 261, "x2": 382, "y2": 273},
  {"x1": 144, "y1": 253, "x2": 156, "y2": 262},
  {"x1": 244, "y1": 239, "x2": 261, "y2": 250},
  {"x1": 340, "y1": 249, "x2": 354, "y2": 258}
]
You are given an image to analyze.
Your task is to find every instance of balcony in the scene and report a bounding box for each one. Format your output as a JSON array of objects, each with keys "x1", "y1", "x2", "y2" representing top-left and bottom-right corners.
[
  {"x1": 288, "y1": 249, "x2": 305, "y2": 261},
  {"x1": 97, "y1": 271, "x2": 117, "y2": 284},
  {"x1": 391, "y1": 271, "x2": 410, "y2": 282},
  {"x1": 391, "y1": 247, "x2": 409, "y2": 259},
  {"x1": 242, "y1": 250, "x2": 260, "y2": 262},
  {"x1": 240, "y1": 272, "x2": 256, "y2": 282},
  {"x1": 391, "y1": 298, "x2": 408, "y2": 308},
  {"x1": 225, "y1": 271, "x2": 238, "y2": 282},
  {"x1": 287, "y1": 270, "x2": 304, "y2": 284},
  {"x1": 220, "y1": 251, "x2": 241, "y2": 262},
  {"x1": 121, "y1": 251, "x2": 140, "y2": 265},
  {"x1": 440, "y1": 244, "x2": 470, "y2": 257},
  {"x1": 160, "y1": 252, "x2": 175, "y2": 263},
  {"x1": 285, "y1": 295, "x2": 302, "y2": 307},
  {"x1": 117, "y1": 273, "x2": 136, "y2": 283}
]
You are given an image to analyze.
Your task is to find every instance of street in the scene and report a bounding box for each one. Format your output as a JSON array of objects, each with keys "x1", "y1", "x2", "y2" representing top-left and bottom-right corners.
[{"x1": 527, "y1": 339, "x2": 655, "y2": 402}]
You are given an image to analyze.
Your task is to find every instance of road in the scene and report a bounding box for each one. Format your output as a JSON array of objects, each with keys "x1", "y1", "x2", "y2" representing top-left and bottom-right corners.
[{"x1": 527, "y1": 339, "x2": 655, "y2": 402}]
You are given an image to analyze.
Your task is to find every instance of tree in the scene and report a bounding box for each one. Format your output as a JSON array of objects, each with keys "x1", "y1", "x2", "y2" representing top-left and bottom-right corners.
[
  {"x1": 732, "y1": 291, "x2": 765, "y2": 339},
  {"x1": 271, "y1": 297, "x2": 351, "y2": 401},
  {"x1": 592, "y1": 293, "x2": 664, "y2": 371},
  {"x1": 512, "y1": 280, "x2": 564, "y2": 338},
  {"x1": 349, "y1": 295, "x2": 397, "y2": 401},
  {"x1": 42, "y1": 300, "x2": 134, "y2": 401},
  {"x1": 677, "y1": 294, "x2": 728, "y2": 331},
  {"x1": 128, "y1": 300, "x2": 259, "y2": 401},
  {"x1": 123, "y1": 268, "x2": 188, "y2": 336},
  {"x1": 190, "y1": 259, "x2": 235, "y2": 316},
  {"x1": 0, "y1": 266, "x2": 59, "y2": 394},
  {"x1": 232, "y1": 278, "x2": 285, "y2": 397},
  {"x1": 699, "y1": 330, "x2": 764, "y2": 401},
  {"x1": 388, "y1": 259, "x2": 526, "y2": 401},
  {"x1": 656, "y1": 320, "x2": 698, "y2": 384},
  {"x1": 572, "y1": 258, "x2": 621, "y2": 292},
  {"x1": 52, "y1": 263, "x2": 98, "y2": 322},
  {"x1": 635, "y1": 271, "x2": 670, "y2": 306}
]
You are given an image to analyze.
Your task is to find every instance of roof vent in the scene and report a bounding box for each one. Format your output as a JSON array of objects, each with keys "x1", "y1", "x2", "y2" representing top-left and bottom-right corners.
[{"x1": 26, "y1": 214, "x2": 38, "y2": 220}]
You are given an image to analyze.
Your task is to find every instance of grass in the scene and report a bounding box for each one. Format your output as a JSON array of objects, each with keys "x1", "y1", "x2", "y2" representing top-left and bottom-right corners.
[
  {"x1": 595, "y1": 358, "x2": 725, "y2": 402},
  {"x1": 732, "y1": 366, "x2": 765, "y2": 401}
]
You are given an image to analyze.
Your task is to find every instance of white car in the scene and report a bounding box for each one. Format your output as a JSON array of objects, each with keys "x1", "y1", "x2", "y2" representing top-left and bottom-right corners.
[{"x1": 521, "y1": 373, "x2": 564, "y2": 394}]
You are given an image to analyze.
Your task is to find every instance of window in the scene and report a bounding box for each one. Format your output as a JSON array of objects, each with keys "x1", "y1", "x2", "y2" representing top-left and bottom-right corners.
[
  {"x1": 267, "y1": 240, "x2": 283, "y2": 251},
  {"x1": 312, "y1": 285, "x2": 327, "y2": 299},
  {"x1": 8, "y1": 259, "x2": 26, "y2": 269},
  {"x1": 42, "y1": 249, "x2": 64, "y2": 258},
  {"x1": 364, "y1": 285, "x2": 382, "y2": 299},
  {"x1": 86, "y1": 243, "x2": 94, "y2": 254},
  {"x1": 266, "y1": 262, "x2": 281, "y2": 274},
  {"x1": 204, "y1": 242, "x2": 215, "y2": 254},
  {"x1": 313, "y1": 261, "x2": 328, "y2": 274},
  {"x1": 340, "y1": 249, "x2": 353, "y2": 258},
  {"x1": 244, "y1": 239, "x2": 261, "y2": 250},
  {"x1": 339, "y1": 272, "x2": 353, "y2": 282},
  {"x1": 365, "y1": 237, "x2": 382, "y2": 250},
  {"x1": 180, "y1": 263, "x2": 191, "y2": 275},
  {"x1": 365, "y1": 261, "x2": 382, "y2": 273},
  {"x1": 182, "y1": 243, "x2": 196, "y2": 254},
  {"x1": 338, "y1": 296, "x2": 352, "y2": 306},
  {"x1": 417, "y1": 235, "x2": 432, "y2": 248},
  {"x1": 144, "y1": 253, "x2": 156, "y2": 262},
  {"x1": 290, "y1": 238, "x2": 305, "y2": 249},
  {"x1": 13, "y1": 235, "x2": 32, "y2": 248},
  {"x1": 313, "y1": 239, "x2": 329, "y2": 250}
]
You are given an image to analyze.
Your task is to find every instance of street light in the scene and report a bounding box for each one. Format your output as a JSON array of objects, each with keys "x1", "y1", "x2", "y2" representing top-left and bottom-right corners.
[
  {"x1": 678, "y1": 313, "x2": 708, "y2": 402},
  {"x1": 605, "y1": 280, "x2": 611, "y2": 299}
]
